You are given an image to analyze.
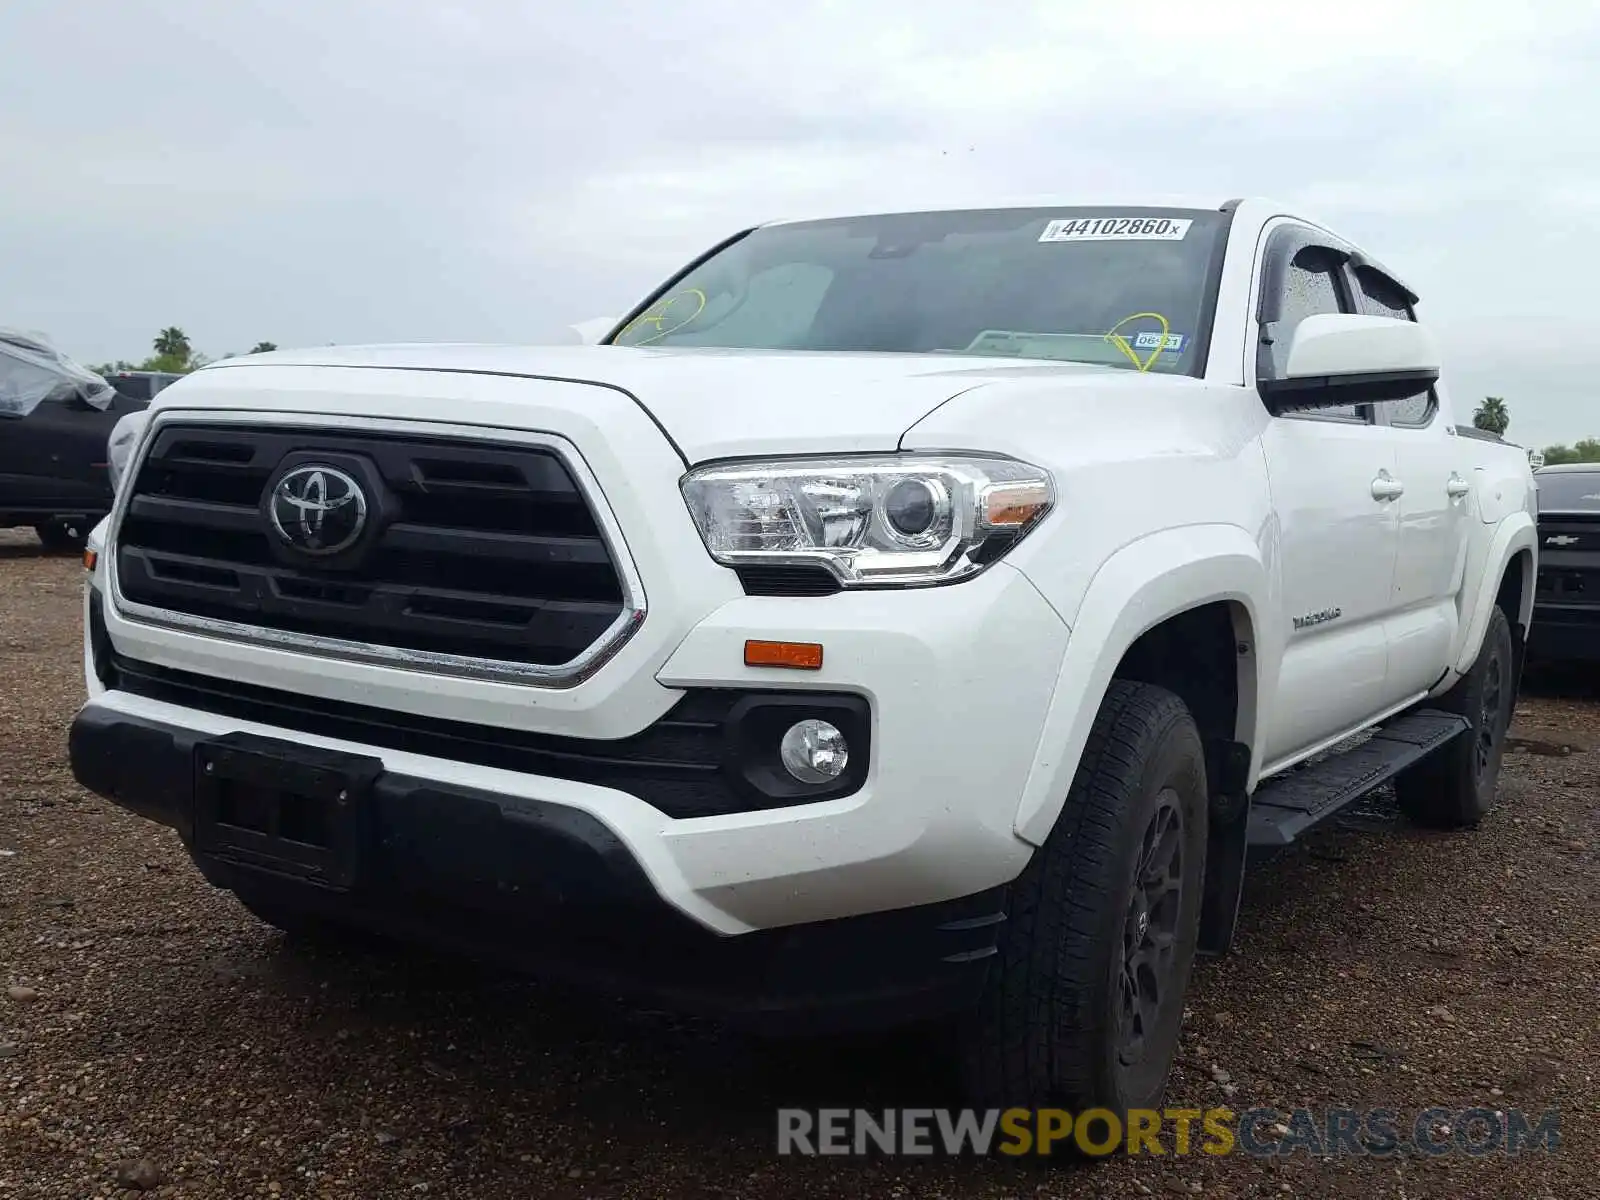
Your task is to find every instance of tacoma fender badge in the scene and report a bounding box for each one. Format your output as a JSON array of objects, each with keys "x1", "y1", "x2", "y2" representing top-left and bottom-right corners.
[{"x1": 1293, "y1": 607, "x2": 1343, "y2": 631}]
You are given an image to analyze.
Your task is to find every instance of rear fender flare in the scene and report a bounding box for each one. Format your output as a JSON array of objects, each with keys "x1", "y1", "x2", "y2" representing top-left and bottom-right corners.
[{"x1": 1453, "y1": 512, "x2": 1536, "y2": 678}]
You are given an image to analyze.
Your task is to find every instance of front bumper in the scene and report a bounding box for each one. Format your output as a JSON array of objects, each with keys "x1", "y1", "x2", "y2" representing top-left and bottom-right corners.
[
  {"x1": 1528, "y1": 605, "x2": 1600, "y2": 662},
  {"x1": 79, "y1": 549, "x2": 1068, "y2": 941},
  {"x1": 68, "y1": 701, "x2": 1010, "y2": 1029}
]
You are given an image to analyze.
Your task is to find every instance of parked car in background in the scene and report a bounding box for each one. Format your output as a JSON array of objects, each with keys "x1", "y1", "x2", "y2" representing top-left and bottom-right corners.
[
  {"x1": 0, "y1": 328, "x2": 150, "y2": 551},
  {"x1": 1530, "y1": 463, "x2": 1600, "y2": 663},
  {"x1": 100, "y1": 370, "x2": 184, "y2": 404}
]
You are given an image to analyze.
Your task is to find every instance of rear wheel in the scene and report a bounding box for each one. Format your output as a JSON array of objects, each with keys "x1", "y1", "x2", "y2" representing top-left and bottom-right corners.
[
  {"x1": 1396, "y1": 606, "x2": 1516, "y2": 828},
  {"x1": 960, "y1": 680, "x2": 1208, "y2": 1114}
]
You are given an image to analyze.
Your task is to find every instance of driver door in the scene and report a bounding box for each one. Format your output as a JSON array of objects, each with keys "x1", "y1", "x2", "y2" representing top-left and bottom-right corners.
[{"x1": 1254, "y1": 230, "x2": 1405, "y2": 768}]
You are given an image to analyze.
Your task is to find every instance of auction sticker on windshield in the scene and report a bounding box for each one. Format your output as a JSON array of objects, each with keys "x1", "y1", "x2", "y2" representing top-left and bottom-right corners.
[{"x1": 1039, "y1": 216, "x2": 1192, "y2": 242}]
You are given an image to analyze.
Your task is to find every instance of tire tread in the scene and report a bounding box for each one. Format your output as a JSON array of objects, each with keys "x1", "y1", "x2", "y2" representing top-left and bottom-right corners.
[{"x1": 963, "y1": 679, "x2": 1201, "y2": 1109}]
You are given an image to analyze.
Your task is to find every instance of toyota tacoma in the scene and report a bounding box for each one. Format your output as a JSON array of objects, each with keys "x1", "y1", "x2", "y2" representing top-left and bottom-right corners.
[{"x1": 70, "y1": 198, "x2": 1538, "y2": 1115}]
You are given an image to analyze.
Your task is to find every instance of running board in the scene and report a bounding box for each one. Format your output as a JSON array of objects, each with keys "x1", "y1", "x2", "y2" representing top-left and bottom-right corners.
[{"x1": 1246, "y1": 709, "x2": 1471, "y2": 847}]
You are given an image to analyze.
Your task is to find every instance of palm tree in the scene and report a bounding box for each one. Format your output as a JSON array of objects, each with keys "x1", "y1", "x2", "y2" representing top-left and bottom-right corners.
[
  {"x1": 1473, "y1": 396, "x2": 1510, "y2": 436},
  {"x1": 152, "y1": 327, "x2": 192, "y2": 361}
]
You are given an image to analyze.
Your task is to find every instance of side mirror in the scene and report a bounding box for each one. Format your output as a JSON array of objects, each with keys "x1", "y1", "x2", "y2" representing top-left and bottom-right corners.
[{"x1": 1259, "y1": 313, "x2": 1440, "y2": 413}]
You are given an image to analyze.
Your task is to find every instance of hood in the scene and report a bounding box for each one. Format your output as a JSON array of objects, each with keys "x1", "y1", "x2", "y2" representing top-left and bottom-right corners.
[{"x1": 202, "y1": 343, "x2": 1141, "y2": 463}]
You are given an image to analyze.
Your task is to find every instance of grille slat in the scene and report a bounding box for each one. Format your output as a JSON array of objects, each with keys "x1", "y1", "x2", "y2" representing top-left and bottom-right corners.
[
  {"x1": 381, "y1": 523, "x2": 613, "y2": 567},
  {"x1": 128, "y1": 494, "x2": 262, "y2": 535},
  {"x1": 115, "y1": 425, "x2": 631, "y2": 670}
]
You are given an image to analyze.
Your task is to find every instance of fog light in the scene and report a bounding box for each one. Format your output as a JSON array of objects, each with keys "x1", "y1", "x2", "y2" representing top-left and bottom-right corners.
[{"x1": 779, "y1": 719, "x2": 849, "y2": 784}]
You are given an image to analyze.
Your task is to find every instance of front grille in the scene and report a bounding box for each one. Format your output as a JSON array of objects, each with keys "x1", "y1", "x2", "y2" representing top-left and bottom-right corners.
[
  {"x1": 1537, "y1": 514, "x2": 1600, "y2": 614},
  {"x1": 113, "y1": 424, "x2": 632, "y2": 672}
]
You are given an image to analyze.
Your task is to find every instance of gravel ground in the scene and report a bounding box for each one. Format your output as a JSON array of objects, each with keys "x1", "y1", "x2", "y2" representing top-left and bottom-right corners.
[{"x1": 2, "y1": 527, "x2": 1597, "y2": 1199}]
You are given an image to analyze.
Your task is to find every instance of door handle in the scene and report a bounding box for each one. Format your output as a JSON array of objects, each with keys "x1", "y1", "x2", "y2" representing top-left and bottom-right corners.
[
  {"x1": 1371, "y1": 472, "x2": 1405, "y2": 501},
  {"x1": 1446, "y1": 475, "x2": 1471, "y2": 498}
]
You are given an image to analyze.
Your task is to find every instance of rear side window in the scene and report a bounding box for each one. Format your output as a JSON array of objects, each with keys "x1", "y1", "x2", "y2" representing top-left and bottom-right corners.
[{"x1": 1354, "y1": 266, "x2": 1435, "y2": 428}]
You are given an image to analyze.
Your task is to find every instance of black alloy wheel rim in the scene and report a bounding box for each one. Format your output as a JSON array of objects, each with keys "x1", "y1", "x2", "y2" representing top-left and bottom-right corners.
[
  {"x1": 1477, "y1": 647, "x2": 1506, "y2": 780},
  {"x1": 1118, "y1": 790, "x2": 1184, "y2": 1068}
]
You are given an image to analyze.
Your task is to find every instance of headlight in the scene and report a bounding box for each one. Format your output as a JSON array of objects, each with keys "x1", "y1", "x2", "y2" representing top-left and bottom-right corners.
[
  {"x1": 681, "y1": 455, "x2": 1053, "y2": 586},
  {"x1": 106, "y1": 410, "x2": 149, "y2": 494}
]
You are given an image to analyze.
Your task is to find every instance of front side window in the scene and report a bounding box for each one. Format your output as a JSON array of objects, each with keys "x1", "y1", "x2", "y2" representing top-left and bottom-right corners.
[
  {"x1": 1279, "y1": 251, "x2": 1346, "y2": 328},
  {"x1": 1271, "y1": 247, "x2": 1362, "y2": 420},
  {"x1": 612, "y1": 207, "x2": 1229, "y2": 376}
]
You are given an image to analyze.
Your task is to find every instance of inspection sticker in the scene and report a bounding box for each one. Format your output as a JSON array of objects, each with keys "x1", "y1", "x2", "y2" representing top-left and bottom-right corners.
[
  {"x1": 1039, "y1": 216, "x2": 1192, "y2": 242},
  {"x1": 1132, "y1": 331, "x2": 1186, "y2": 352}
]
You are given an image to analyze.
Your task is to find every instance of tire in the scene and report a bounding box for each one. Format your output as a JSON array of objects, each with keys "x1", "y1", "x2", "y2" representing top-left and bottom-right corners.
[
  {"x1": 961, "y1": 680, "x2": 1208, "y2": 1114},
  {"x1": 1395, "y1": 605, "x2": 1516, "y2": 828},
  {"x1": 34, "y1": 518, "x2": 88, "y2": 554}
]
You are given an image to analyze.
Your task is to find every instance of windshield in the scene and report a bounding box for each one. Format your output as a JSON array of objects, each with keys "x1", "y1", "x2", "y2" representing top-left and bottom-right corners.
[
  {"x1": 1537, "y1": 470, "x2": 1600, "y2": 511},
  {"x1": 610, "y1": 206, "x2": 1230, "y2": 375}
]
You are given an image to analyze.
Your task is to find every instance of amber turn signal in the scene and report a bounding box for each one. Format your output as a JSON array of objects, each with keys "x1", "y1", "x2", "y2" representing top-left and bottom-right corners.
[
  {"x1": 985, "y1": 480, "x2": 1052, "y2": 527},
  {"x1": 82, "y1": 549, "x2": 98, "y2": 572},
  {"x1": 744, "y1": 639, "x2": 824, "y2": 670}
]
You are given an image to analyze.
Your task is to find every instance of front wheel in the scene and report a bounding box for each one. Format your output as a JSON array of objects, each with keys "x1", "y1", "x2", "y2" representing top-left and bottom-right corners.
[{"x1": 960, "y1": 680, "x2": 1208, "y2": 1113}]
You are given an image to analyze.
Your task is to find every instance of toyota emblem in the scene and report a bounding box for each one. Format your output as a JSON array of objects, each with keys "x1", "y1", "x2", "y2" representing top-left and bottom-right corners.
[{"x1": 269, "y1": 465, "x2": 368, "y2": 555}]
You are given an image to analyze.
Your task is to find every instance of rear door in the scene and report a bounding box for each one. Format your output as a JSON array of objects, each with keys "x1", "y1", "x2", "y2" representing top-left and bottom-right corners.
[{"x1": 1356, "y1": 265, "x2": 1472, "y2": 696}]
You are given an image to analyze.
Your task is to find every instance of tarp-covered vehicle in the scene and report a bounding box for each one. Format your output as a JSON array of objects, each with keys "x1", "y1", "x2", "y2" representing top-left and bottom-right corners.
[{"x1": 0, "y1": 328, "x2": 149, "y2": 551}]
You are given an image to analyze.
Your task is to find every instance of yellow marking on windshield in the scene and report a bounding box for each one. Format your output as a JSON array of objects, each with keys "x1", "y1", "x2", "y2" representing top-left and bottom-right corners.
[
  {"x1": 619, "y1": 289, "x2": 708, "y2": 345},
  {"x1": 1104, "y1": 312, "x2": 1171, "y2": 373}
]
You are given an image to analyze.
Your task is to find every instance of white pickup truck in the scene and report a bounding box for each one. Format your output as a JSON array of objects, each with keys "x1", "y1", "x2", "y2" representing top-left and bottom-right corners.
[{"x1": 72, "y1": 197, "x2": 1537, "y2": 1116}]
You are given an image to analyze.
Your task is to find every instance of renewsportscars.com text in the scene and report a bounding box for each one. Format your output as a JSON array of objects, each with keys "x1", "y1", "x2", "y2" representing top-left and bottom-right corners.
[{"x1": 776, "y1": 1106, "x2": 1561, "y2": 1158}]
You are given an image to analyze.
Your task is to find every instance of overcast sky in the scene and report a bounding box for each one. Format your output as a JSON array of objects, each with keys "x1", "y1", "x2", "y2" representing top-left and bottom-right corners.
[{"x1": 3, "y1": 0, "x2": 1596, "y2": 448}]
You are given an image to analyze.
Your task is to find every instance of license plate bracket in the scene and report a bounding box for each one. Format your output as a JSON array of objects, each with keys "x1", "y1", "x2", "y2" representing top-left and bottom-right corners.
[{"x1": 193, "y1": 734, "x2": 383, "y2": 890}]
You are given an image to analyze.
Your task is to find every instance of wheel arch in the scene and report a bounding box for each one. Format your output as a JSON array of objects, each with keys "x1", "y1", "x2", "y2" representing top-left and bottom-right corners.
[
  {"x1": 1453, "y1": 514, "x2": 1537, "y2": 680},
  {"x1": 1013, "y1": 525, "x2": 1270, "y2": 846}
]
